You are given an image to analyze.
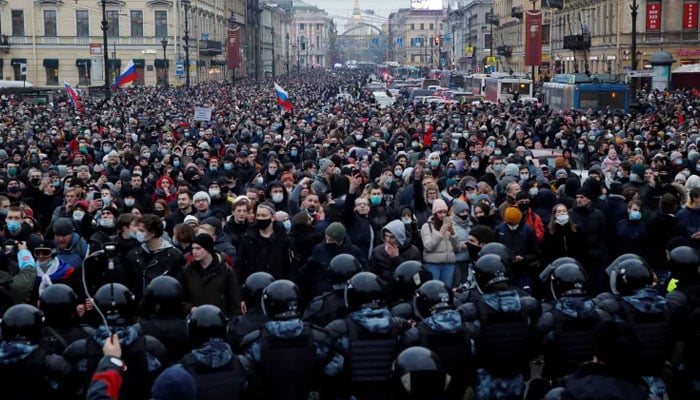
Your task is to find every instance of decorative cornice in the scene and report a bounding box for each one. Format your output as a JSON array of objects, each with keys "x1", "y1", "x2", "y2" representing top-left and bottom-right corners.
[{"x1": 146, "y1": 0, "x2": 173, "y2": 7}]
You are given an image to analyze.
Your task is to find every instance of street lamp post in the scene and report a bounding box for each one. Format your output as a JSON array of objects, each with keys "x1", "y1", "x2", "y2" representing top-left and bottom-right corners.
[
  {"x1": 285, "y1": 33, "x2": 290, "y2": 74},
  {"x1": 228, "y1": 12, "x2": 237, "y2": 83},
  {"x1": 100, "y1": 0, "x2": 110, "y2": 97},
  {"x1": 161, "y1": 38, "x2": 169, "y2": 87},
  {"x1": 299, "y1": 36, "x2": 306, "y2": 71},
  {"x1": 271, "y1": 28, "x2": 275, "y2": 77},
  {"x1": 181, "y1": 0, "x2": 191, "y2": 88},
  {"x1": 630, "y1": 0, "x2": 639, "y2": 102}
]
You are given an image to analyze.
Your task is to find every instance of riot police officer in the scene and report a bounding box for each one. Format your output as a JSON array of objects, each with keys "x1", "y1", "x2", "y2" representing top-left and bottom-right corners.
[
  {"x1": 179, "y1": 304, "x2": 246, "y2": 400},
  {"x1": 227, "y1": 271, "x2": 273, "y2": 351},
  {"x1": 389, "y1": 260, "x2": 432, "y2": 319},
  {"x1": 39, "y1": 283, "x2": 92, "y2": 356},
  {"x1": 666, "y1": 245, "x2": 700, "y2": 397},
  {"x1": 0, "y1": 304, "x2": 75, "y2": 399},
  {"x1": 460, "y1": 254, "x2": 541, "y2": 400},
  {"x1": 63, "y1": 283, "x2": 166, "y2": 400},
  {"x1": 536, "y1": 261, "x2": 609, "y2": 387},
  {"x1": 455, "y1": 242, "x2": 511, "y2": 306},
  {"x1": 392, "y1": 346, "x2": 451, "y2": 400},
  {"x1": 304, "y1": 253, "x2": 361, "y2": 327},
  {"x1": 136, "y1": 275, "x2": 190, "y2": 364},
  {"x1": 403, "y1": 280, "x2": 475, "y2": 400},
  {"x1": 239, "y1": 279, "x2": 341, "y2": 400},
  {"x1": 598, "y1": 257, "x2": 672, "y2": 399},
  {"x1": 325, "y1": 271, "x2": 411, "y2": 400}
]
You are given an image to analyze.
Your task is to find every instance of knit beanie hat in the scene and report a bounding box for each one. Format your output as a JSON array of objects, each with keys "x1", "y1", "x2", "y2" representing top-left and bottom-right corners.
[
  {"x1": 431, "y1": 199, "x2": 448, "y2": 214},
  {"x1": 193, "y1": 191, "x2": 211, "y2": 204},
  {"x1": 631, "y1": 163, "x2": 645, "y2": 178},
  {"x1": 503, "y1": 207, "x2": 522, "y2": 225},
  {"x1": 152, "y1": 366, "x2": 196, "y2": 400},
  {"x1": 325, "y1": 222, "x2": 346, "y2": 243},
  {"x1": 469, "y1": 224, "x2": 496, "y2": 244},
  {"x1": 192, "y1": 233, "x2": 216, "y2": 256}
]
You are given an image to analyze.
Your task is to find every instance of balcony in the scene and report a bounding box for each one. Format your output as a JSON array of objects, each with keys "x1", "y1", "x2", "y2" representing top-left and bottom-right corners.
[
  {"x1": 199, "y1": 39, "x2": 222, "y2": 56},
  {"x1": 497, "y1": 45, "x2": 513, "y2": 57},
  {"x1": 563, "y1": 34, "x2": 591, "y2": 50},
  {"x1": 511, "y1": 7, "x2": 523, "y2": 19}
]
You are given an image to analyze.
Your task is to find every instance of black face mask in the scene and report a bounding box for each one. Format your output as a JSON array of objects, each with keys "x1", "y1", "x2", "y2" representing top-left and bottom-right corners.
[
  {"x1": 256, "y1": 218, "x2": 272, "y2": 230},
  {"x1": 518, "y1": 203, "x2": 530, "y2": 212},
  {"x1": 154, "y1": 210, "x2": 165, "y2": 218},
  {"x1": 449, "y1": 188, "x2": 461, "y2": 197},
  {"x1": 467, "y1": 242, "x2": 481, "y2": 260}
]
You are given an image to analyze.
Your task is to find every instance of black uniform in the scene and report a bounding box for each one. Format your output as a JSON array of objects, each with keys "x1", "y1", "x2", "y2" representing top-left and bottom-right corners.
[
  {"x1": 180, "y1": 337, "x2": 246, "y2": 400},
  {"x1": 303, "y1": 290, "x2": 349, "y2": 328},
  {"x1": 135, "y1": 317, "x2": 190, "y2": 364},
  {"x1": 0, "y1": 342, "x2": 75, "y2": 400},
  {"x1": 227, "y1": 303, "x2": 268, "y2": 352}
]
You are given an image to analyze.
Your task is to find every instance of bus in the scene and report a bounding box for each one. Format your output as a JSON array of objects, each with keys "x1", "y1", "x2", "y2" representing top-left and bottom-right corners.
[
  {"x1": 439, "y1": 71, "x2": 468, "y2": 90},
  {"x1": 483, "y1": 75, "x2": 533, "y2": 103},
  {"x1": 542, "y1": 74, "x2": 630, "y2": 112},
  {"x1": 465, "y1": 74, "x2": 490, "y2": 96}
]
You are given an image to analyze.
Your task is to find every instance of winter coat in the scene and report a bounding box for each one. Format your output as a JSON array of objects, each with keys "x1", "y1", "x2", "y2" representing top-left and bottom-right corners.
[
  {"x1": 370, "y1": 220, "x2": 422, "y2": 282},
  {"x1": 126, "y1": 239, "x2": 186, "y2": 300},
  {"x1": 179, "y1": 254, "x2": 241, "y2": 317},
  {"x1": 421, "y1": 217, "x2": 459, "y2": 264},
  {"x1": 676, "y1": 205, "x2": 700, "y2": 237},
  {"x1": 236, "y1": 224, "x2": 296, "y2": 281},
  {"x1": 542, "y1": 224, "x2": 586, "y2": 265}
]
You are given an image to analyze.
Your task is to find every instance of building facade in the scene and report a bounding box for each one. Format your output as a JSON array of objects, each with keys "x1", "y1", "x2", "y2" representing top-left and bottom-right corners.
[
  {"x1": 445, "y1": 0, "x2": 494, "y2": 73},
  {"x1": 389, "y1": 8, "x2": 447, "y2": 69},
  {"x1": 0, "y1": 0, "x2": 236, "y2": 87},
  {"x1": 292, "y1": 0, "x2": 331, "y2": 69}
]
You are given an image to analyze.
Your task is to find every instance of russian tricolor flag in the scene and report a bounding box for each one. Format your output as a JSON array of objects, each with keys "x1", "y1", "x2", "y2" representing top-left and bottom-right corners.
[
  {"x1": 64, "y1": 81, "x2": 82, "y2": 112},
  {"x1": 274, "y1": 83, "x2": 292, "y2": 111},
  {"x1": 112, "y1": 59, "x2": 137, "y2": 89}
]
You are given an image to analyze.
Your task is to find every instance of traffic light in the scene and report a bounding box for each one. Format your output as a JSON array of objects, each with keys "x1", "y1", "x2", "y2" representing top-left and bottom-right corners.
[{"x1": 434, "y1": 36, "x2": 439, "y2": 46}]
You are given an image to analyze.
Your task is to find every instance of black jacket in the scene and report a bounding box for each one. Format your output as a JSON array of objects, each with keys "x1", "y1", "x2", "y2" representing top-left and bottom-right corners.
[
  {"x1": 236, "y1": 224, "x2": 296, "y2": 281},
  {"x1": 179, "y1": 254, "x2": 241, "y2": 317},
  {"x1": 125, "y1": 240, "x2": 186, "y2": 300}
]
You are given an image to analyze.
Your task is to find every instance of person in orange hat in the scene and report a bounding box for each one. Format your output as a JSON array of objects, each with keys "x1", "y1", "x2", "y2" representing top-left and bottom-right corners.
[{"x1": 496, "y1": 206, "x2": 539, "y2": 292}]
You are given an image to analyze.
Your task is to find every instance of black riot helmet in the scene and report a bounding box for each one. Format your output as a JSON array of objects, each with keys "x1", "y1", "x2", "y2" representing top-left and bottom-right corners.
[
  {"x1": 393, "y1": 260, "x2": 432, "y2": 299},
  {"x1": 1, "y1": 304, "x2": 45, "y2": 344},
  {"x1": 94, "y1": 283, "x2": 137, "y2": 327},
  {"x1": 668, "y1": 246, "x2": 700, "y2": 281},
  {"x1": 39, "y1": 283, "x2": 78, "y2": 327},
  {"x1": 242, "y1": 272, "x2": 275, "y2": 305},
  {"x1": 392, "y1": 346, "x2": 449, "y2": 399},
  {"x1": 187, "y1": 304, "x2": 227, "y2": 348},
  {"x1": 539, "y1": 257, "x2": 584, "y2": 284},
  {"x1": 477, "y1": 242, "x2": 511, "y2": 265},
  {"x1": 329, "y1": 254, "x2": 362, "y2": 290},
  {"x1": 473, "y1": 254, "x2": 509, "y2": 294},
  {"x1": 611, "y1": 258, "x2": 653, "y2": 296},
  {"x1": 414, "y1": 280, "x2": 453, "y2": 319},
  {"x1": 262, "y1": 279, "x2": 301, "y2": 320},
  {"x1": 142, "y1": 276, "x2": 184, "y2": 318},
  {"x1": 344, "y1": 272, "x2": 385, "y2": 310},
  {"x1": 606, "y1": 253, "x2": 645, "y2": 277},
  {"x1": 550, "y1": 263, "x2": 588, "y2": 300}
]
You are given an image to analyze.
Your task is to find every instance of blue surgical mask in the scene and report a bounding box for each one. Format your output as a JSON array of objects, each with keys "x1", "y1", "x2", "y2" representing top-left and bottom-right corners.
[
  {"x1": 224, "y1": 163, "x2": 233, "y2": 170},
  {"x1": 370, "y1": 195, "x2": 382, "y2": 206},
  {"x1": 53, "y1": 181, "x2": 61, "y2": 188},
  {"x1": 209, "y1": 166, "x2": 218, "y2": 172},
  {"x1": 290, "y1": 150, "x2": 298, "y2": 157},
  {"x1": 429, "y1": 160, "x2": 440, "y2": 168},
  {"x1": 6, "y1": 221, "x2": 21, "y2": 233},
  {"x1": 282, "y1": 220, "x2": 292, "y2": 232},
  {"x1": 135, "y1": 231, "x2": 147, "y2": 243},
  {"x1": 629, "y1": 210, "x2": 642, "y2": 221},
  {"x1": 173, "y1": 160, "x2": 181, "y2": 168},
  {"x1": 124, "y1": 198, "x2": 135, "y2": 207}
]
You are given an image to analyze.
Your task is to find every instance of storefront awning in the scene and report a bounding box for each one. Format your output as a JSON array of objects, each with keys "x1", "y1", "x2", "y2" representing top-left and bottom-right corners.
[
  {"x1": 43, "y1": 59, "x2": 59, "y2": 68},
  {"x1": 154, "y1": 59, "x2": 169, "y2": 68},
  {"x1": 75, "y1": 59, "x2": 91, "y2": 67},
  {"x1": 133, "y1": 59, "x2": 145, "y2": 67},
  {"x1": 108, "y1": 59, "x2": 121, "y2": 68},
  {"x1": 10, "y1": 58, "x2": 27, "y2": 66}
]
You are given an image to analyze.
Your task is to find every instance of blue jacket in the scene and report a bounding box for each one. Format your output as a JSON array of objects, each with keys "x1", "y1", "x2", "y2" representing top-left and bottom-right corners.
[{"x1": 675, "y1": 205, "x2": 700, "y2": 236}]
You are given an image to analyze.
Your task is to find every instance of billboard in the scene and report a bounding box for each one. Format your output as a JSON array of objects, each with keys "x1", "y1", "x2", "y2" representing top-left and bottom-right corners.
[
  {"x1": 646, "y1": 2, "x2": 661, "y2": 32},
  {"x1": 411, "y1": 0, "x2": 444, "y2": 10},
  {"x1": 227, "y1": 28, "x2": 240, "y2": 69},
  {"x1": 684, "y1": 2, "x2": 698, "y2": 30},
  {"x1": 525, "y1": 10, "x2": 542, "y2": 66}
]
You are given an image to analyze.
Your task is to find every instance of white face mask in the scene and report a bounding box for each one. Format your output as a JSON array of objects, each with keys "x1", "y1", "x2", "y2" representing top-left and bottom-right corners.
[
  {"x1": 99, "y1": 218, "x2": 114, "y2": 228},
  {"x1": 72, "y1": 211, "x2": 85, "y2": 221},
  {"x1": 208, "y1": 189, "x2": 221, "y2": 198},
  {"x1": 271, "y1": 193, "x2": 284, "y2": 203},
  {"x1": 555, "y1": 214, "x2": 570, "y2": 225}
]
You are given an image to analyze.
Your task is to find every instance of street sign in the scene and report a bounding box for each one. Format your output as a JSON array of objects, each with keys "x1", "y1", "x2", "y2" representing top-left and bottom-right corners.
[
  {"x1": 627, "y1": 70, "x2": 654, "y2": 77},
  {"x1": 176, "y1": 61, "x2": 184, "y2": 78}
]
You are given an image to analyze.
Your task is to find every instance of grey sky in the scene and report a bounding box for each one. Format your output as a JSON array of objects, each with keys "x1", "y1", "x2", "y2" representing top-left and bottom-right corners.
[{"x1": 304, "y1": 0, "x2": 410, "y2": 22}]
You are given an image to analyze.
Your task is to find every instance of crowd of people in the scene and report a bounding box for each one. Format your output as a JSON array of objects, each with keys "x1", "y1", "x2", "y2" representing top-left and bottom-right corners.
[{"x1": 0, "y1": 68, "x2": 700, "y2": 399}]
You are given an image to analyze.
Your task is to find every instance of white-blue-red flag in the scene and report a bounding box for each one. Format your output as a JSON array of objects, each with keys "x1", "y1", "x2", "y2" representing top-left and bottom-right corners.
[
  {"x1": 274, "y1": 83, "x2": 292, "y2": 111},
  {"x1": 64, "y1": 81, "x2": 82, "y2": 112},
  {"x1": 112, "y1": 59, "x2": 138, "y2": 89}
]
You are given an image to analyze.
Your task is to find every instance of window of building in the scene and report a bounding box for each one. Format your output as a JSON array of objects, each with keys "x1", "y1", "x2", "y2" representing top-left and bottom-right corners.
[
  {"x1": 155, "y1": 10, "x2": 167, "y2": 37},
  {"x1": 429, "y1": 23, "x2": 434, "y2": 30},
  {"x1": 542, "y1": 24, "x2": 550, "y2": 45},
  {"x1": 316, "y1": 35, "x2": 319, "y2": 48},
  {"x1": 107, "y1": 10, "x2": 119, "y2": 37},
  {"x1": 11, "y1": 10, "x2": 24, "y2": 36},
  {"x1": 131, "y1": 10, "x2": 144, "y2": 37},
  {"x1": 420, "y1": 23, "x2": 424, "y2": 30},
  {"x1": 76, "y1": 10, "x2": 89, "y2": 37},
  {"x1": 44, "y1": 10, "x2": 57, "y2": 37},
  {"x1": 299, "y1": 23, "x2": 305, "y2": 30},
  {"x1": 484, "y1": 33, "x2": 492, "y2": 50},
  {"x1": 410, "y1": 23, "x2": 415, "y2": 30},
  {"x1": 77, "y1": 61, "x2": 90, "y2": 86},
  {"x1": 45, "y1": 65, "x2": 58, "y2": 85}
]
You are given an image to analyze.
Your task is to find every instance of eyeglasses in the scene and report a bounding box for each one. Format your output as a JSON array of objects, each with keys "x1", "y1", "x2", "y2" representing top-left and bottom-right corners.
[
  {"x1": 356, "y1": 202, "x2": 369, "y2": 206},
  {"x1": 33, "y1": 248, "x2": 52, "y2": 258}
]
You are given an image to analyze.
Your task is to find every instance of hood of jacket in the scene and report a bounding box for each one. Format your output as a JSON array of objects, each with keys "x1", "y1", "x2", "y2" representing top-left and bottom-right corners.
[
  {"x1": 555, "y1": 296, "x2": 597, "y2": 318},
  {"x1": 350, "y1": 307, "x2": 393, "y2": 334},
  {"x1": 264, "y1": 319, "x2": 305, "y2": 338},
  {"x1": 140, "y1": 236, "x2": 175, "y2": 253},
  {"x1": 482, "y1": 290, "x2": 522, "y2": 313},
  {"x1": 94, "y1": 325, "x2": 139, "y2": 347},
  {"x1": 192, "y1": 337, "x2": 233, "y2": 369},
  {"x1": 422, "y1": 309, "x2": 463, "y2": 333},
  {"x1": 0, "y1": 341, "x2": 38, "y2": 365},
  {"x1": 382, "y1": 219, "x2": 408, "y2": 247},
  {"x1": 622, "y1": 288, "x2": 667, "y2": 313}
]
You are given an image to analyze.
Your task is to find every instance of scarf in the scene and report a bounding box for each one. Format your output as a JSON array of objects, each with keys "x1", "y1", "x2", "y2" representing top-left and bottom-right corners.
[{"x1": 36, "y1": 258, "x2": 75, "y2": 296}]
